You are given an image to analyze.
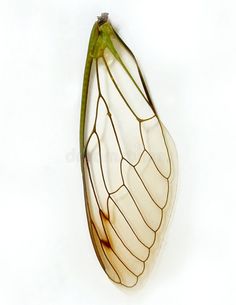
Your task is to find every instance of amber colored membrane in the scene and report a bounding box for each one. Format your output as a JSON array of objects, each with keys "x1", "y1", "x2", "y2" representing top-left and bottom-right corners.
[{"x1": 80, "y1": 14, "x2": 177, "y2": 287}]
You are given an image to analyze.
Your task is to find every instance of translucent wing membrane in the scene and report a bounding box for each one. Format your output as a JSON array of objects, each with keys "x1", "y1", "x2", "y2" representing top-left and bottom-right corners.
[{"x1": 80, "y1": 17, "x2": 177, "y2": 288}]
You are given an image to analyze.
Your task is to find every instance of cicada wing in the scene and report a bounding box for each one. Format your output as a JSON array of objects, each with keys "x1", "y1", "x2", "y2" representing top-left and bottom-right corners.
[{"x1": 82, "y1": 27, "x2": 177, "y2": 288}]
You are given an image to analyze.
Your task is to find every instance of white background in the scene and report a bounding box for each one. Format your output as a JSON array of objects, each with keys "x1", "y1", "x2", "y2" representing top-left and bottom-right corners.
[{"x1": 0, "y1": 0, "x2": 236, "y2": 304}]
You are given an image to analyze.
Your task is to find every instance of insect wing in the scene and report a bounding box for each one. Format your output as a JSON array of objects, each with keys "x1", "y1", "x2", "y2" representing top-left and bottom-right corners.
[{"x1": 81, "y1": 21, "x2": 177, "y2": 287}]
